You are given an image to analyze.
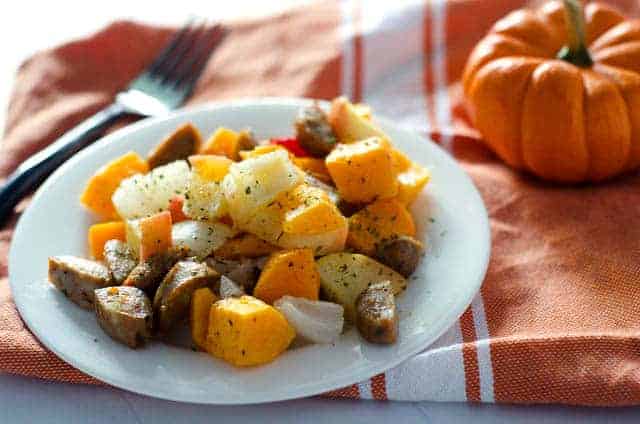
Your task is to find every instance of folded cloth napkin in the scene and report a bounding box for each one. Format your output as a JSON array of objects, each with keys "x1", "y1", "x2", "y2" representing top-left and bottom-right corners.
[{"x1": 2, "y1": 0, "x2": 640, "y2": 406}]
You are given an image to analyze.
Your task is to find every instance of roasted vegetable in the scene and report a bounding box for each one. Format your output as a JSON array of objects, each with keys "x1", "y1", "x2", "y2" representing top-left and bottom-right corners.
[
  {"x1": 294, "y1": 104, "x2": 337, "y2": 157},
  {"x1": 293, "y1": 157, "x2": 333, "y2": 183},
  {"x1": 328, "y1": 97, "x2": 389, "y2": 144},
  {"x1": 316, "y1": 253, "x2": 406, "y2": 322},
  {"x1": 219, "y1": 275, "x2": 246, "y2": 298},
  {"x1": 80, "y1": 151, "x2": 149, "y2": 220},
  {"x1": 88, "y1": 221, "x2": 126, "y2": 260},
  {"x1": 103, "y1": 240, "x2": 137, "y2": 284},
  {"x1": 375, "y1": 235, "x2": 424, "y2": 278},
  {"x1": 112, "y1": 160, "x2": 190, "y2": 220},
  {"x1": 201, "y1": 128, "x2": 256, "y2": 160},
  {"x1": 188, "y1": 154, "x2": 233, "y2": 182},
  {"x1": 147, "y1": 122, "x2": 202, "y2": 169},
  {"x1": 167, "y1": 195, "x2": 189, "y2": 223},
  {"x1": 48, "y1": 256, "x2": 112, "y2": 309},
  {"x1": 126, "y1": 211, "x2": 173, "y2": 261},
  {"x1": 274, "y1": 296, "x2": 344, "y2": 344},
  {"x1": 190, "y1": 287, "x2": 218, "y2": 350},
  {"x1": 356, "y1": 281, "x2": 398, "y2": 344},
  {"x1": 153, "y1": 260, "x2": 219, "y2": 333},
  {"x1": 213, "y1": 233, "x2": 280, "y2": 259},
  {"x1": 253, "y1": 249, "x2": 321, "y2": 304},
  {"x1": 347, "y1": 198, "x2": 416, "y2": 256},
  {"x1": 222, "y1": 149, "x2": 303, "y2": 227},
  {"x1": 325, "y1": 137, "x2": 398, "y2": 204},
  {"x1": 94, "y1": 286, "x2": 153, "y2": 348},
  {"x1": 171, "y1": 220, "x2": 236, "y2": 259},
  {"x1": 206, "y1": 296, "x2": 295, "y2": 366},
  {"x1": 391, "y1": 148, "x2": 430, "y2": 206}
]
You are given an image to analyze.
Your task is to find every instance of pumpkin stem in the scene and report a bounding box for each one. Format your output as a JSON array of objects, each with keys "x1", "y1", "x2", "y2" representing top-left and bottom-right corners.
[{"x1": 557, "y1": 0, "x2": 593, "y2": 67}]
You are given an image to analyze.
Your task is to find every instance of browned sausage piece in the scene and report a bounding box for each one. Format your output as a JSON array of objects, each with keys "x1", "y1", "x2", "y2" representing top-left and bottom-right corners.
[
  {"x1": 295, "y1": 104, "x2": 337, "y2": 157},
  {"x1": 103, "y1": 240, "x2": 137, "y2": 284},
  {"x1": 123, "y1": 247, "x2": 187, "y2": 294},
  {"x1": 375, "y1": 236, "x2": 424, "y2": 278},
  {"x1": 219, "y1": 275, "x2": 245, "y2": 298},
  {"x1": 235, "y1": 130, "x2": 258, "y2": 158},
  {"x1": 206, "y1": 257, "x2": 266, "y2": 293},
  {"x1": 94, "y1": 286, "x2": 153, "y2": 348},
  {"x1": 147, "y1": 122, "x2": 202, "y2": 169},
  {"x1": 153, "y1": 260, "x2": 219, "y2": 333},
  {"x1": 355, "y1": 281, "x2": 398, "y2": 344},
  {"x1": 48, "y1": 256, "x2": 112, "y2": 309}
]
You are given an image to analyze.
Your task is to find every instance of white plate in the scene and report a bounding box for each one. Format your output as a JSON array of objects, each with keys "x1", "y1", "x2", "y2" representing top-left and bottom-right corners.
[{"x1": 9, "y1": 98, "x2": 490, "y2": 404}]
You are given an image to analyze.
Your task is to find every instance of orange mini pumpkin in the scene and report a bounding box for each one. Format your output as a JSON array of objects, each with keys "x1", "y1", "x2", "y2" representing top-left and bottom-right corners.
[{"x1": 463, "y1": 0, "x2": 640, "y2": 182}]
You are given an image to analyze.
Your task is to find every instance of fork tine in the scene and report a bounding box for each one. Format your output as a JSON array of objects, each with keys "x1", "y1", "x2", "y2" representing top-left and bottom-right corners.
[
  {"x1": 146, "y1": 19, "x2": 196, "y2": 76},
  {"x1": 155, "y1": 22, "x2": 208, "y2": 83},
  {"x1": 171, "y1": 25, "x2": 227, "y2": 94}
]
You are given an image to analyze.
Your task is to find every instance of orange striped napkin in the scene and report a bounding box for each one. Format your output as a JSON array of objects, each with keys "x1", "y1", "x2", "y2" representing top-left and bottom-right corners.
[{"x1": 2, "y1": 0, "x2": 640, "y2": 406}]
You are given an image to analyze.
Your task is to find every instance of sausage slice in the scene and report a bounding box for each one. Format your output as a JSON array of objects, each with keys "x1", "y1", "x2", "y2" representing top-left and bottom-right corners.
[
  {"x1": 123, "y1": 247, "x2": 187, "y2": 294},
  {"x1": 147, "y1": 122, "x2": 202, "y2": 169},
  {"x1": 206, "y1": 257, "x2": 266, "y2": 293},
  {"x1": 103, "y1": 240, "x2": 137, "y2": 284},
  {"x1": 375, "y1": 236, "x2": 424, "y2": 278},
  {"x1": 48, "y1": 256, "x2": 112, "y2": 309},
  {"x1": 153, "y1": 260, "x2": 219, "y2": 332},
  {"x1": 355, "y1": 281, "x2": 398, "y2": 344},
  {"x1": 94, "y1": 286, "x2": 153, "y2": 348},
  {"x1": 295, "y1": 104, "x2": 337, "y2": 157}
]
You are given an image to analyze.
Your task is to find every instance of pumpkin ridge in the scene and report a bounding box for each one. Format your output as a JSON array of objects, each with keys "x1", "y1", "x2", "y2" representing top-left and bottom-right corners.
[{"x1": 589, "y1": 20, "x2": 640, "y2": 51}]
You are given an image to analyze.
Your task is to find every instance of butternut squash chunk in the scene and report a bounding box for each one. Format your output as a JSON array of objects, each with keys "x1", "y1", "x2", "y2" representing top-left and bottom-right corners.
[
  {"x1": 347, "y1": 198, "x2": 416, "y2": 255},
  {"x1": 80, "y1": 152, "x2": 149, "y2": 219},
  {"x1": 190, "y1": 287, "x2": 218, "y2": 351},
  {"x1": 325, "y1": 137, "x2": 398, "y2": 204},
  {"x1": 88, "y1": 221, "x2": 126, "y2": 260},
  {"x1": 253, "y1": 249, "x2": 320, "y2": 304},
  {"x1": 207, "y1": 296, "x2": 295, "y2": 366}
]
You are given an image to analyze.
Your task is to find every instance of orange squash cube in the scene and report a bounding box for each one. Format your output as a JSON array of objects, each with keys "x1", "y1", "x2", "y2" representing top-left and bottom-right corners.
[
  {"x1": 88, "y1": 221, "x2": 126, "y2": 259},
  {"x1": 293, "y1": 157, "x2": 332, "y2": 183},
  {"x1": 188, "y1": 154, "x2": 232, "y2": 182},
  {"x1": 80, "y1": 152, "x2": 149, "y2": 219},
  {"x1": 190, "y1": 287, "x2": 218, "y2": 351},
  {"x1": 347, "y1": 198, "x2": 416, "y2": 255},
  {"x1": 325, "y1": 137, "x2": 398, "y2": 203},
  {"x1": 282, "y1": 185, "x2": 345, "y2": 235},
  {"x1": 390, "y1": 148, "x2": 430, "y2": 205},
  {"x1": 253, "y1": 249, "x2": 320, "y2": 304}
]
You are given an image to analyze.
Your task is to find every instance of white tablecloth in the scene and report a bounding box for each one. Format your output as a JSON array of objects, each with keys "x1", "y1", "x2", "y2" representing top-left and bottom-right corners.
[{"x1": 1, "y1": 1, "x2": 639, "y2": 422}]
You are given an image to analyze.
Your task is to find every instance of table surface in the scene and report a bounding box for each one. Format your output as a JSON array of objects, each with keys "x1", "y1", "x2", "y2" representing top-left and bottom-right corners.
[{"x1": 2, "y1": 1, "x2": 639, "y2": 422}]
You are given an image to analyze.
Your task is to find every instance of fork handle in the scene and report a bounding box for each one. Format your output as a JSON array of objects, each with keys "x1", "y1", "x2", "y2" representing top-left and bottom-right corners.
[{"x1": 0, "y1": 102, "x2": 126, "y2": 225}]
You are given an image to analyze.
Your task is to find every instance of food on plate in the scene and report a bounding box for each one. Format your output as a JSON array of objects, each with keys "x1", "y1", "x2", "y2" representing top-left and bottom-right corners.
[
  {"x1": 80, "y1": 152, "x2": 149, "y2": 219},
  {"x1": 103, "y1": 240, "x2": 137, "y2": 284},
  {"x1": 375, "y1": 235, "x2": 425, "y2": 278},
  {"x1": 219, "y1": 275, "x2": 246, "y2": 298},
  {"x1": 294, "y1": 103, "x2": 337, "y2": 157},
  {"x1": 50, "y1": 97, "x2": 432, "y2": 366},
  {"x1": 462, "y1": 0, "x2": 640, "y2": 182},
  {"x1": 48, "y1": 256, "x2": 113, "y2": 309},
  {"x1": 201, "y1": 127, "x2": 256, "y2": 160},
  {"x1": 88, "y1": 221, "x2": 126, "y2": 259},
  {"x1": 347, "y1": 198, "x2": 416, "y2": 256},
  {"x1": 317, "y1": 253, "x2": 406, "y2": 322},
  {"x1": 153, "y1": 260, "x2": 219, "y2": 333},
  {"x1": 253, "y1": 249, "x2": 320, "y2": 304},
  {"x1": 94, "y1": 286, "x2": 153, "y2": 348},
  {"x1": 206, "y1": 296, "x2": 295, "y2": 366},
  {"x1": 213, "y1": 232, "x2": 280, "y2": 259},
  {"x1": 190, "y1": 287, "x2": 218, "y2": 350},
  {"x1": 123, "y1": 248, "x2": 185, "y2": 291},
  {"x1": 355, "y1": 281, "x2": 398, "y2": 344},
  {"x1": 147, "y1": 122, "x2": 202, "y2": 169},
  {"x1": 274, "y1": 296, "x2": 344, "y2": 344},
  {"x1": 325, "y1": 137, "x2": 398, "y2": 203}
]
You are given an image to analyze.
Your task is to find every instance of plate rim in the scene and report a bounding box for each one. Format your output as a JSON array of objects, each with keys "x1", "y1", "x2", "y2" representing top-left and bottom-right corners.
[{"x1": 9, "y1": 97, "x2": 491, "y2": 404}]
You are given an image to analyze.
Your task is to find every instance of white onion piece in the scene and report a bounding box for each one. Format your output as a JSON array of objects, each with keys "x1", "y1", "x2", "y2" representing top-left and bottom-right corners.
[
  {"x1": 274, "y1": 296, "x2": 344, "y2": 344},
  {"x1": 171, "y1": 220, "x2": 236, "y2": 258}
]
